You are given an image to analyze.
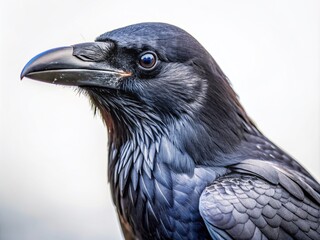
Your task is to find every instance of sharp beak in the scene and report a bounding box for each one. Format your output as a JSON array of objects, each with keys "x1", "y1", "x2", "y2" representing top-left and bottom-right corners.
[{"x1": 20, "y1": 42, "x2": 131, "y2": 88}]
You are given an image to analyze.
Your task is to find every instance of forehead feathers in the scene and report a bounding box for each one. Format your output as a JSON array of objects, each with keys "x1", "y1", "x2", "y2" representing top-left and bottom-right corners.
[{"x1": 96, "y1": 22, "x2": 210, "y2": 63}]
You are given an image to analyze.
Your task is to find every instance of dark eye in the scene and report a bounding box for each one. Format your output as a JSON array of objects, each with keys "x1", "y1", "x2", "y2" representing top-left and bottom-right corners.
[{"x1": 139, "y1": 52, "x2": 157, "y2": 70}]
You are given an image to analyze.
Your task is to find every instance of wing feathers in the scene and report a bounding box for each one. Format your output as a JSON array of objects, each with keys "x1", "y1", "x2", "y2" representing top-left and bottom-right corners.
[{"x1": 200, "y1": 172, "x2": 320, "y2": 240}]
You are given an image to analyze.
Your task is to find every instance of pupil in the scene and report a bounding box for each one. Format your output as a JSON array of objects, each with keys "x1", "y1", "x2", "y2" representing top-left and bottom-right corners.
[
  {"x1": 143, "y1": 54, "x2": 153, "y2": 65},
  {"x1": 144, "y1": 56, "x2": 152, "y2": 64}
]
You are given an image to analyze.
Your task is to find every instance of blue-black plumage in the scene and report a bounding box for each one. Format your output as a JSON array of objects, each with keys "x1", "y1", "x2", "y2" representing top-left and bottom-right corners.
[{"x1": 21, "y1": 22, "x2": 320, "y2": 240}]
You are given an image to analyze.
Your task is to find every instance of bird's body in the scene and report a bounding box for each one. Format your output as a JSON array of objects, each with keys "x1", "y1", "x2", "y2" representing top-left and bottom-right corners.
[{"x1": 21, "y1": 23, "x2": 320, "y2": 239}]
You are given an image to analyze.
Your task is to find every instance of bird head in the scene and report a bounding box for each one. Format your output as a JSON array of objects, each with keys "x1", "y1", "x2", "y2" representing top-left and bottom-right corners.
[{"x1": 21, "y1": 23, "x2": 252, "y2": 164}]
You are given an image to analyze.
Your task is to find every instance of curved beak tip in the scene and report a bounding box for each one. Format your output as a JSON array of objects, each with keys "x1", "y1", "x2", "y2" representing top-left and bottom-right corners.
[
  {"x1": 20, "y1": 64, "x2": 29, "y2": 80},
  {"x1": 20, "y1": 46, "x2": 74, "y2": 81},
  {"x1": 20, "y1": 56, "x2": 36, "y2": 80}
]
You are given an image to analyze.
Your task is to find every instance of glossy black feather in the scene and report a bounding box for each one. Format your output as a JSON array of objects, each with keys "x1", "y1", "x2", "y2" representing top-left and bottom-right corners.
[{"x1": 72, "y1": 23, "x2": 320, "y2": 239}]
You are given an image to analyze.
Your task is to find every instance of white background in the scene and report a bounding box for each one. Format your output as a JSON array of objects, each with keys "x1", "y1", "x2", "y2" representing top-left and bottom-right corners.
[{"x1": 0, "y1": 0, "x2": 319, "y2": 239}]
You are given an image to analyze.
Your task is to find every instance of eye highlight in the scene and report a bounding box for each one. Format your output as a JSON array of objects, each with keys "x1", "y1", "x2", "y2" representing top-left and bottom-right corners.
[{"x1": 138, "y1": 52, "x2": 157, "y2": 70}]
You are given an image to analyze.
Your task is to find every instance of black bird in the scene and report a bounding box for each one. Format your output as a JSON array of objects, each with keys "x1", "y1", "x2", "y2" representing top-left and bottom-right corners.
[{"x1": 21, "y1": 23, "x2": 320, "y2": 240}]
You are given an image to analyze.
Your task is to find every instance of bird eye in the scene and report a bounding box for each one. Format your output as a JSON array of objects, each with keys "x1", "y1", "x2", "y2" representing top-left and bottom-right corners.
[{"x1": 139, "y1": 52, "x2": 157, "y2": 70}]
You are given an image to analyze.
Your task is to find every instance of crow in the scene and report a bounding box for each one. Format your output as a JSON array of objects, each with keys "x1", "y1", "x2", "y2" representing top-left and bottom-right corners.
[{"x1": 21, "y1": 22, "x2": 320, "y2": 240}]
